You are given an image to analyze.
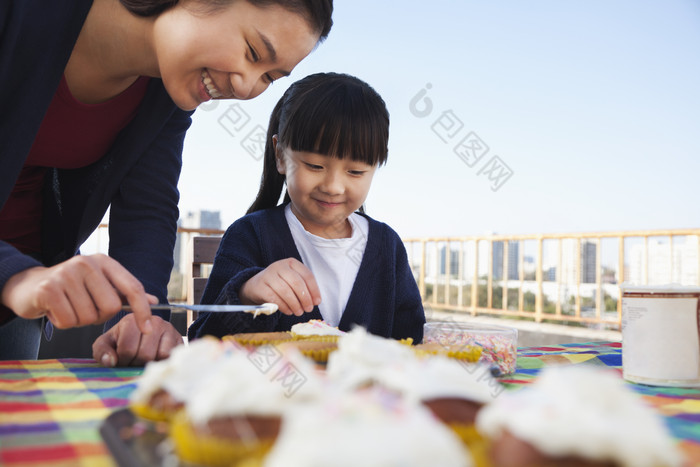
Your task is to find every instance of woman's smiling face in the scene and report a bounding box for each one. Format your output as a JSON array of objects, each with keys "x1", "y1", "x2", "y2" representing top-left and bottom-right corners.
[{"x1": 153, "y1": 1, "x2": 319, "y2": 110}]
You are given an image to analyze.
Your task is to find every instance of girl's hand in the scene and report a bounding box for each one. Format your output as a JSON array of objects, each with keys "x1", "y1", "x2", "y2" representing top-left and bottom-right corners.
[
  {"x1": 240, "y1": 258, "x2": 321, "y2": 316},
  {"x1": 1, "y1": 254, "x2": 156, "y2": 335}
]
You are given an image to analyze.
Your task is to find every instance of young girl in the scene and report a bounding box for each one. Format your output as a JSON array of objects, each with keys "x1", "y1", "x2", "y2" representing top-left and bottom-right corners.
[{"x1": 188, "y1": 72, "x2": 425, "y2": 342}]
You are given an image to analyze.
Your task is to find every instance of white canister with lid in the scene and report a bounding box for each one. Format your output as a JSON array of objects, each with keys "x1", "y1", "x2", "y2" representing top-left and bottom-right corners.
[{"x1": 621, "y1": 283, "x2": 700, "y2": 387}]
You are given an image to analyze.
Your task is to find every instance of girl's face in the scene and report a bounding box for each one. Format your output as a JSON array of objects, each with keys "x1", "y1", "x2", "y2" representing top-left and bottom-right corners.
[
  {"x1": 276, "y1": 145, "x2": 378, "y2": 239},
  {"x1": 153, "y1": 1, "x2": 319, "y2": 110}
]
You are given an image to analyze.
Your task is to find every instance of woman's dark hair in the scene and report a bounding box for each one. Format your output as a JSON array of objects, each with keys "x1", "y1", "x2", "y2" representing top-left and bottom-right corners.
[
  {"x1": 119, "y1": 0, "x2": 333, "y2": 40},
  {"x1": 247, "y1": 72, "x2": 389, "y2": 214}
]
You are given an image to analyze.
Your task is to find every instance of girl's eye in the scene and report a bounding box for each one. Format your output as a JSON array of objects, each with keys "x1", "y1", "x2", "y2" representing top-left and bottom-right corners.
[
  {"x1": 264, "y1": 73, "x2": 275, "y2": 84},
  {"x1": 349, "y1": 170, "x2": 366, "y2": 176},
  {"x1": 304, "y1": 162, "x2": 323, "y2": 170}
]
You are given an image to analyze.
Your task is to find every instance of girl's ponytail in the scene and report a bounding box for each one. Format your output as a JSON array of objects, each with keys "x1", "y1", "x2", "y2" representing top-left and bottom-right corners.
[{"x1": 246, "y1": 97, "x2": 288, "y2": 214}]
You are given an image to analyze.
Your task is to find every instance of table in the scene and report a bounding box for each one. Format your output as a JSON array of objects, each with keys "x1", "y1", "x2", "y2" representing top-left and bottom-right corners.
[
  {"x1": 0, "y1": 359, "x2": 141, "y2": 466},
  {"x1": 1, "y1": 342, "x2": 699, "y2": 466}
]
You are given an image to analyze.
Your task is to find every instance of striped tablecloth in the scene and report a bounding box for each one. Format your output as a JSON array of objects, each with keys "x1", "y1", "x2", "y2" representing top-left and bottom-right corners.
[
  {"x1": 0, "y1": 360, "x2": 142, "y2": 466},
  {"x1": 1, "y1": 342, "x2": 699, "y2": 466}
]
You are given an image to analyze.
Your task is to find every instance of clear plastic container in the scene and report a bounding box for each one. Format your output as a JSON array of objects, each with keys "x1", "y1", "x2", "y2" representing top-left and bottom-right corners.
[{"x1": 423, "y1": 321, "x2": 518, "y2": 375}]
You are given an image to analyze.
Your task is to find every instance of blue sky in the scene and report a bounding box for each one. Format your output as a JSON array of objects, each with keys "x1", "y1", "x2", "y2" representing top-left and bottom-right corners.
[{"x1": 177, "y1": 0, "x2": 700, "y2": 239}]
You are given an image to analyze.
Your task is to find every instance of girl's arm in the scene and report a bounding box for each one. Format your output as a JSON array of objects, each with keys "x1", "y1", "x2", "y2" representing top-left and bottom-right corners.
[
  {"x1": 188, "y1": 218, "x2": 321, "y2": 339},
  {"x1": 187, "y1": 219, "x2": 278, "y2": 338}
]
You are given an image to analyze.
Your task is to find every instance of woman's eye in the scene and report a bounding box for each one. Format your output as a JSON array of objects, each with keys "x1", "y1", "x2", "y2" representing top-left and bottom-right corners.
[
  {"x1": 349, "y1": 170, "x2": 366, "y2": 176},
  {"x1": 264, "y1": 73, "x2": 275, "y2": 84},
  {"x1": 248, "y1": 43, "x2": 259, "y2": 62}
]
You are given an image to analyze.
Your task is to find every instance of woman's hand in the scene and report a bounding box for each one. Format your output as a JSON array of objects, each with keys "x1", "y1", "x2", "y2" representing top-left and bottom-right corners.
[
  {"x1": 1, "y1": 254, "x2": 156, "y2": 335},
  {"x1": 93, "y1": 313, "x2": 183, "y2": 367},
  {"x1": 240, "y1": 258, "x2": 321, "y2": 316}
]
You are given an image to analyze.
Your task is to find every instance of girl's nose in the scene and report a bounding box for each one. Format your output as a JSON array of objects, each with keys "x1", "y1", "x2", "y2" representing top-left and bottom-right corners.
[{"x1": 320, "y1": 171, "x2": 344, "y2": 195}]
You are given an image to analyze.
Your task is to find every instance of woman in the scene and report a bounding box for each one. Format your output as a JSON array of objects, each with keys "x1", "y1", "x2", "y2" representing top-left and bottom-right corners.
[{"x1": 0, "y1": 0, "x2": 333, "y2": 364}]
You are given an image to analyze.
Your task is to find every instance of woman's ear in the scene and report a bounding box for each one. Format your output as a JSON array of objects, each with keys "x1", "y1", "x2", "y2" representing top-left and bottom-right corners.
[{"x1": 273, "y1": 135, "x2": 286, "y2": 174}]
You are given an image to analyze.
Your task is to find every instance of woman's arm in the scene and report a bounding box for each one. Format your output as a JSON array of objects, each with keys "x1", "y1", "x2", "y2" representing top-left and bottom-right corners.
[{"x1": 93, "y1": 106, "x2": 193, "y2": 365}]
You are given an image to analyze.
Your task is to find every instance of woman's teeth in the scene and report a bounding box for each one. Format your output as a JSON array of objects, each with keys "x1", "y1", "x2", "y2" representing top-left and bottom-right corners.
[{"x1": 201, "y1": 70, "x2": 223, "y2": 98}]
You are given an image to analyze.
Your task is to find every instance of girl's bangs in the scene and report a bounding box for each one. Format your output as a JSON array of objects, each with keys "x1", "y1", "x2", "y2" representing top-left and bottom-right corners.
[{"x1": 282, "y1": 83, "x2": 389, "y2": 166}]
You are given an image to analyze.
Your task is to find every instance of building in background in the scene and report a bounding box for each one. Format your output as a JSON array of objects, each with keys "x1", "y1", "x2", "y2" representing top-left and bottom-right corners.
[
  {"x1": 438, "y1": 245, "x2": 460, "y2": 277},
  {"x1": 173, "y1": 210, "x2": 222, "y2": 276},
  {"x1": 493, "y1": 241, "x2": 519, "y2": 280},
  {"x1": 581, "y1": 241, "x2": 597, "y2": 284},
  {"x1": 556, "y1": 240, "x2": 597, "y2": 284},
  {"x1": 627, "y1": 237, "x2": 698, "y2": 285}
]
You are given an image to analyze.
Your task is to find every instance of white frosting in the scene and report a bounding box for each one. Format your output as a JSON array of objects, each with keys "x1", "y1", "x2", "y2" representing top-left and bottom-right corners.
[
  {"x1": 390, "y1": 356, "x2": 500, "y2": 404},
  {"x1": 264, "y1": 388, "x2": 473, "y2": 467},
  {"x1": 327, "y1": 327, "x2": 499, "y2": 404},
  {"x1": 130, "y1": 338, "x2": 229, "y2": 405},
  {"x1": 184, "y1": 346, "x2": 324, "y2": 425},
  {"x1": 251, "y1": 303, "x2": 279, "y2": 317},
  {"x1": 476, "y1": 366, "x2": 682, "y2": 467},
  {"x1": 290, "y1": 319, "x2": 345, "y2": 337},
  {"x1": 326, "y1": 327, "x2": 416, "y2": 389}
]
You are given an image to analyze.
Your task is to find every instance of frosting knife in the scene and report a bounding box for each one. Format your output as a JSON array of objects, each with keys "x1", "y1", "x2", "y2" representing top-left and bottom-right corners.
[{"x1": 122, "y1": 303, "x2": 278, "y2": 317}]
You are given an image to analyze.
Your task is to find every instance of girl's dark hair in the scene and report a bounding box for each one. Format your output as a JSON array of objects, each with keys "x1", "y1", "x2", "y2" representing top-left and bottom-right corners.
[
  {"x1": 247, "y1": 72, "x2": 389, "y2": 214},
  {"x1": 119, "y1": 0, "x2": 333, "y2": 40}
]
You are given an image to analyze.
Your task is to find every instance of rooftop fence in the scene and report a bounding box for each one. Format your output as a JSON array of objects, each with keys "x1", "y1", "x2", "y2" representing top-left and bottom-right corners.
[{"x1": 93, "y1": 225, "x2": 700, "y2": 330}]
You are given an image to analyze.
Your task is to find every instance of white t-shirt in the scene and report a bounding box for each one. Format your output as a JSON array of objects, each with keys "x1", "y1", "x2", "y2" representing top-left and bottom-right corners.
[{"x1": 284, "y1": 204, "x2": 369, "y2": 327}]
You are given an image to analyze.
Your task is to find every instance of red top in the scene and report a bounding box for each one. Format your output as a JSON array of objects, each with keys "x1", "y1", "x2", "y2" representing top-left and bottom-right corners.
[{"x1": 0, "y1": 75, "x2": 149, "y2": 254}]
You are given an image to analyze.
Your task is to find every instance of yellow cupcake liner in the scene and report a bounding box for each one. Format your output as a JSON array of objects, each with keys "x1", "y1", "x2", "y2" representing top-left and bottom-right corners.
[
  {"x1": 398, "y1": 337, "x2": 414, "y2": 346},
  {"x1": 448, "y1": 423, "x2": 492, "y2": 467},
  {"x1": 223, "y1": 332, "x2": 293, "y2": 347},
  {"x1": 291, "y1": 334, "x2": 340, "y2": 343},
  {"x1": 297, "y1": 346, "x2": 335, "y2": 363},
  {"x1": 236, "y1": 457, "x2": 266, "y2": 467},
  {"x1": 413, "y1": 344, "x2": 482, "y2": 362},
  {"x1": 130, "y1": 402, "x2": 175, "y2": 423},
  {"x1": 170, "y1": 412, "x2": 274, "y2": 467},
  {"x1": 278, "y1": 341, "x2": 338, "y2": 363}
]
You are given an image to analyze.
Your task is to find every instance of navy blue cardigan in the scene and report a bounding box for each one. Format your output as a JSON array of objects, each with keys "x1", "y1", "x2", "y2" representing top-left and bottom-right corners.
[
  {"x1": 0, "y1": 0, "x2": 194, "y2": 325},
  {"x1": 188, "y1": 205, "x2": 425, "y2": 342}
]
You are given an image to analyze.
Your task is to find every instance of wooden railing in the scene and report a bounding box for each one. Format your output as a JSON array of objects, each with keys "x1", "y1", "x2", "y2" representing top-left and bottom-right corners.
[
  {"x1": 403, "y1": 229, "x2": 700, "y2": 330},
  {"x1": 91, "y1": 225, "x2": 700, "y2": 330}
]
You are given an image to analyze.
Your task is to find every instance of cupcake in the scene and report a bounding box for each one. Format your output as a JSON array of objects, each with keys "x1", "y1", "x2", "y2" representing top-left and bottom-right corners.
[
  {"x1": 263, "y1": 387, "x2": 473, "y2": 467},
  {"x1": 413, "y1": 342, "x2": 483, "y2": 363},
  {"x1": 171, "y1": 346, "x2": 323, "y2": 467},
  {"x1": 290, "y1": 319, "x2": 345, "y2": 342},
  {"x1": 396, "y1": 356, "x2": 499, "y2": 465},
  {"x1": 277, "y1": 340, "x2": 338, "y2": 363},
  {"x1": 476, "y1": 365, "x2": 682, "y2": 467},
  {"x1": 223, "y1": 331, "x2": 294, "y2": 347},
  {"x1": 325, "y1": 326, "x2": 423, "y2": 391},
  {"x1": 129, "y1": 337, "x2": 231, "y2": 422}
]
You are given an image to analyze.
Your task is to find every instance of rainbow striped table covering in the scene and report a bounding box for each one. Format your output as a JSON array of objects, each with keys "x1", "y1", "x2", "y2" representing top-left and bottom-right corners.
[
  {"x1": 0, "y1": 359, "x2": 142, "y2": 467},
  {"x1": 500, "y1": 341, "x2": 700, "y2": 465},
  {"x1": 0, "y1": 343, "x2": 698, "y2": 466}
]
